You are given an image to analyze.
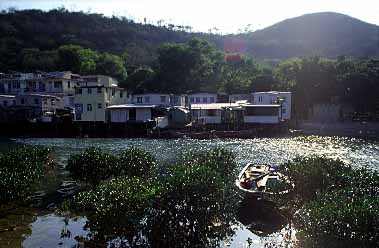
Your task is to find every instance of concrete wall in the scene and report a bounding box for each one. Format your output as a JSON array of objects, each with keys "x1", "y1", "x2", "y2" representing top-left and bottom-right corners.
[{"x1": 244, "y1": 116, "x2": 279, "y2": 124}]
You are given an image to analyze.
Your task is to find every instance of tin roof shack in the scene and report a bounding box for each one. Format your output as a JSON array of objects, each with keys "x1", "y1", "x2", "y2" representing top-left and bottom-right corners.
[
  {"x1": 167, "y1": 107, "x2": 190, "y2": 128},
  {"x1": 252, "y1": 91, "x2": 291, "y2": 120},
  {"x1": 242, "y1": 104, "x2": 281, "y2": 124},
  {"x1": 190, "y1": 103, "x2": 240, "y2": 125},
  {"x1": 0, "y1": 95, "x2": 16, "y2": 107},
  {"x1": 107, "y1": 104, "x2": 157, "y2": 123}
]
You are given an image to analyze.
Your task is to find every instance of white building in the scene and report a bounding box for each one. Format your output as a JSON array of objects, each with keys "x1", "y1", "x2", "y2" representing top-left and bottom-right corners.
[
  {"x1": 132, "y1": 93, "x2": 186, "y2": 107},
  {"x1": 0, "y1": 71, "x2": 82, "y2": 108},
  {"x1": 190, "y1": 103, "x2": 240, "y2": 124},
  {"x1": 188, "y1": 92, "x2": 217, "y2": 104},
  {"x1": 242, "y1": 104, "x2": 281, "y2": 124},
  {"x1": 133, "y1": 93, "x2": 171, "y2": 105},
  {"x1": 252, "y1": 91, "x2": 291, "y2": 120},
  {"x1": 229, "y1": 94, "x2": 251, "y2": 103},
  {"x1": 107, "y1": 104, "x2": 156, "y2": 123},
  {"x1": 74, "y1": 75, "x2": 130, "y2": 122}
]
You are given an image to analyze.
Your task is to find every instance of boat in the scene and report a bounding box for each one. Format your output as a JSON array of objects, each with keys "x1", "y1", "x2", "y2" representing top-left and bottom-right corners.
[{"x1": 236, "y1": 163, "x2": 290, "y2": 198}]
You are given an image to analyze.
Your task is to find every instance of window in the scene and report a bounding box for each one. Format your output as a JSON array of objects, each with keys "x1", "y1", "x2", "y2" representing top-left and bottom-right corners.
[
  {"x1": 34, "y1": 98, "x2": 39, "y2": 105},
  {"x1": 120, "y1": 91, "x2": 123, "y2": 98},
  {"x1": 196, "y1": 97, "x2": 200, "y2": 103},
  {"x1": 112, "y1": 89, "x2": 115, "y2": 96},
  {"x1": 97, "y1": 87, "x2": 102, "y2": 94},
  {"x1": 21, "y1": 98, "x2": 25, "y2": 104},
  {"x1": 76, "y1": 88, "x2": 82, "y2": 94},
  {"x1": 87, "y1": 104, "x2": 92, "y2": 111},
  {"x1": 144, "y1": 96, "x2": 150, "y2": 103},
  {"x1": 258, "y1": 96, "x2": 263, "y2": 102},
  {"x1": 137, "y1": 97, "x2": 143, "y2": 103},
  {"x1": 67, "y1": 81, "x2": 71, "y2": 88},
  {"x1": 210, "y1": 97, "x2": 215, "y2": 103},
  {"x1": 51, "y1": 99, "x2": 55, "y2": 106},
  {"x1": 160, "y1": 96, "x2": 166, "y2": 103},
  {"x1": 43, "y1": 99, "x2": 47, "y2": 105},
  {"x1": 173, "y1": 96, "x2": 179, "y2": 103},
  {"x1": 190, "y1": 97, "x2": 194, "y2": 103},
  {"x1": 98, "y1": 103, "x2": 102, "y2": 109},
  {"x1": 88, "y1": 88, "x2": 92, "y2": 94},
  {"x1": 203, "y1": 97, "x2": 208, "y2": 103},
  {"x1": 282, "y1": 108, "x2": 286, "y2": 114},
  {"x1": 3, "y1": 101, "x2": 7, "y2": 106},
  {"x1": 54, "y1": 81, "x2": 62, "y2": 88}
]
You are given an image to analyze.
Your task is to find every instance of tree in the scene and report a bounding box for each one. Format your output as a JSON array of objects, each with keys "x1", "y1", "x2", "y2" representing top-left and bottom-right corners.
[
  {"x1": 96, "y1": 52, "x2": 127, "y2": 82},
  {"x1": 57, "y1": 44, "x2": 99, "y2": 74}
]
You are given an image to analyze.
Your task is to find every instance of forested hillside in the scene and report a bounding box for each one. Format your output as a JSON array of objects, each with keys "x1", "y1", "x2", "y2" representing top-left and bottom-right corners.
[{"x1": 1, "y1": 9, "x2": 378, "y2": 73}]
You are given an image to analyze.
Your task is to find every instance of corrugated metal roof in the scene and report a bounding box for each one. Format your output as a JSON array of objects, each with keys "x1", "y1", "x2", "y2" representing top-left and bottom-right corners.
[{"x1": 190, "y1": 103, "x2": 240, "y2": 110}]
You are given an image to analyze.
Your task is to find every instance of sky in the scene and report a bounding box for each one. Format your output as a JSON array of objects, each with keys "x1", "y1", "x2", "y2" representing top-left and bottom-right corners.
[{"x1": 1, "y1": 0, "x2": 378, "y2": 34}]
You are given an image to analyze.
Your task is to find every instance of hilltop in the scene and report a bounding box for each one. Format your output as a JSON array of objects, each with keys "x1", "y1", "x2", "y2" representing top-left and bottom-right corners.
[{"x1": 0, "y1": 9, "x2": 378, "y2": 72}]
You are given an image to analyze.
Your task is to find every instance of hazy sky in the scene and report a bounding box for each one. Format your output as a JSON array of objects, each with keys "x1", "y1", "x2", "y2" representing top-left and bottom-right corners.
[{"x1": 1, "y1": 0, "x2": 378, "y2": 33}]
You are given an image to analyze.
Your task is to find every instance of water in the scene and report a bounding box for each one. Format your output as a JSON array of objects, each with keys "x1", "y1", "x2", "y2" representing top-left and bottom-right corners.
[{"x1": 3, "y1": 135, "x2": 379, "y2": 247}]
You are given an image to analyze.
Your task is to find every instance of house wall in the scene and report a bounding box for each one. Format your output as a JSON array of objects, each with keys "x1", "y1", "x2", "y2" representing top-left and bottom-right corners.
[
  {"x1": 244, "y1": 116, "x2": 279, "y2": 124},
  {"x1": 191, "y1": 109, "x2": 222, "y2": 124},
  {"x1": 252, "y1": 92, "x2": 292, "y2": 120},
  {"x1": 136, "y1": 108, "x2": 152, "y2": 121},
  {"x1": 188, "y1": 93, "x2": 217, "y2": 104},
  {"x1": 132, "y1": 94, "x2": 170, "y2": 105}
]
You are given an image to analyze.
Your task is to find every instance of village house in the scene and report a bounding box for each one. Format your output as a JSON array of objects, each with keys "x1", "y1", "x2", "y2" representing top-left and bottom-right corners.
[
  {"x1": 107, "y1": 104, "x2": 157, "y2": 123},
  {"x1": 251, "y1": 91, "x2": 292, "y2": 120},
  {"x1": 132, "y1": 93, "x2": 186, "y2": 107},
  {"x1": 0, "y1": 71, "x2": 82, "y2": 108},
  {"x1": 190, "y1": 103, "x2": 241, "y2": 125},
  {"x1": 242, "y1": 104, "x2": 281, "y2": 124},
  {"x1": 229, "y1": 94, "x2": 251, "y2": 103},
  {"x1": 74, "y1": 75, "x2": 130, "y2": 122},
  {"x1": 188, "y1": 92, "x2": 218, "y2": 104}
]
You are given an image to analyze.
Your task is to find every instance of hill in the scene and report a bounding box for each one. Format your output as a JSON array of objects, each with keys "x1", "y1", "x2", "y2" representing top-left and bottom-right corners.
[
  {"x1": 0, "y1": 9, "x2": 378, "y2": 72},
  {"x1": 239, "y1": 12, "x2": 379, "y2": 59}
]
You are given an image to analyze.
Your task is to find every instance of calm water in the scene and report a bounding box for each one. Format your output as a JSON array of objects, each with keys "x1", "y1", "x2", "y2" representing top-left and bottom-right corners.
[{"x1": 3, "y1": 135, "x2": 379, "y2": 247}]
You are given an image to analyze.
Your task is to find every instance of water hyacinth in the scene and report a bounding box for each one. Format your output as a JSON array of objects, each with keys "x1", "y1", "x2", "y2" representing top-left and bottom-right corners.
[{"x1": 0, "y1": 146, "x2": 51, "y2": 204}]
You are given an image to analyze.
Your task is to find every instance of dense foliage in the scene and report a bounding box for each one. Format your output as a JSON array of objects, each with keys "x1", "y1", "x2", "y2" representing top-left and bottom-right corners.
[
  {"x1": 0, "y1": 146, "x2": 51, "y2": 204},
  {"x1": 279, "y1": 156, "x2": 379, "y2": 247},
  {"x1": 117, "y1": 146, "x2": 157, "y2": 178},
  {"x1": 74, "y1": 147, "x2": 241, "y2": 247},
  {"x1": 274, "y1": 56, "x2": 379, "y2": 118},
  {"x1": 67, "y1": 147, "x2": 118, "y2": 187}
]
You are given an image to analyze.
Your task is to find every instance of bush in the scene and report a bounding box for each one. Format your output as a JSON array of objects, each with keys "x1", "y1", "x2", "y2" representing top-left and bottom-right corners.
[
  {"x1": 117, "y1": 146, "x2": 157, "y2": 178},
  {"x1": 0, "y1": 146, "x2": 51, "y2": 204},
  {"x1": 297, "y1": 187, "x2": 379, "y2": 247},
  {"x1": 67, "y1": 147, "x2": 118, "y2": 187},
  {"x1": 76, "y1": 176, "x2": 157, "y2": 245},
  {"x1": 180, "y1": 147, "x2": 238, "y2": 182},
  {"x1": 280, "y1": 156, "x2": 353, "y2": 203}
]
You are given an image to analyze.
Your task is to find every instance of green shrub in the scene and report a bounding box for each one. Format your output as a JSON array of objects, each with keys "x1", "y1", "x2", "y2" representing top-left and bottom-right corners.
[
  {"x1": 76, "y1": 176, "x2": 157, "y2": 245},
  {"x1": 67, "y1": 147, "x2": 118, "y2": 187},
  {"x1": 117, "y1": 146, "x2": 157, "y2": 178},
  {"x1": 280, "y1": 156, "x2": 353, "y2": 203},
  {"x1": 0, "y1": 146, "x2": 51, "y2": 204},
  {"x1": 297, "y1": 187, "x2": 379, "y2": 247},
  {"x1": 180, "y1": 147, "x2": 238, "y2": 182},
  {"x1": 147, "y1": 163, "x2": 238, "y2": 248}
]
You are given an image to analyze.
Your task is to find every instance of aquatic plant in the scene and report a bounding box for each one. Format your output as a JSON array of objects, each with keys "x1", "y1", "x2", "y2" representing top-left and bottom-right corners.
[
  {"x1": 117, "y1": 146, "x2": 157, "y2": 178},
  {"x1": 0, "y1": 146, "x2": 51, "y2": 204},
  {"x1": 67, "y1": 147, "x2": 118, "y2": 187},
  {"x1": 76, "y1": 176, "x2": 156, "y2": 246}
]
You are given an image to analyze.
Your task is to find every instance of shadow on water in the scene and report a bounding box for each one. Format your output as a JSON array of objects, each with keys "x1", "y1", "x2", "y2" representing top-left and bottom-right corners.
[{"x1": 238, "y1": 197, "x2": 287, "y2": 237}]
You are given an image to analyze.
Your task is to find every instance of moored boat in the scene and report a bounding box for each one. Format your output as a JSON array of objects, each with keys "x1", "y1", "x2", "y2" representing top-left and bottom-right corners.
[{"x1": 236, "y1": 163, "x2": 289, "y2": 198}]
